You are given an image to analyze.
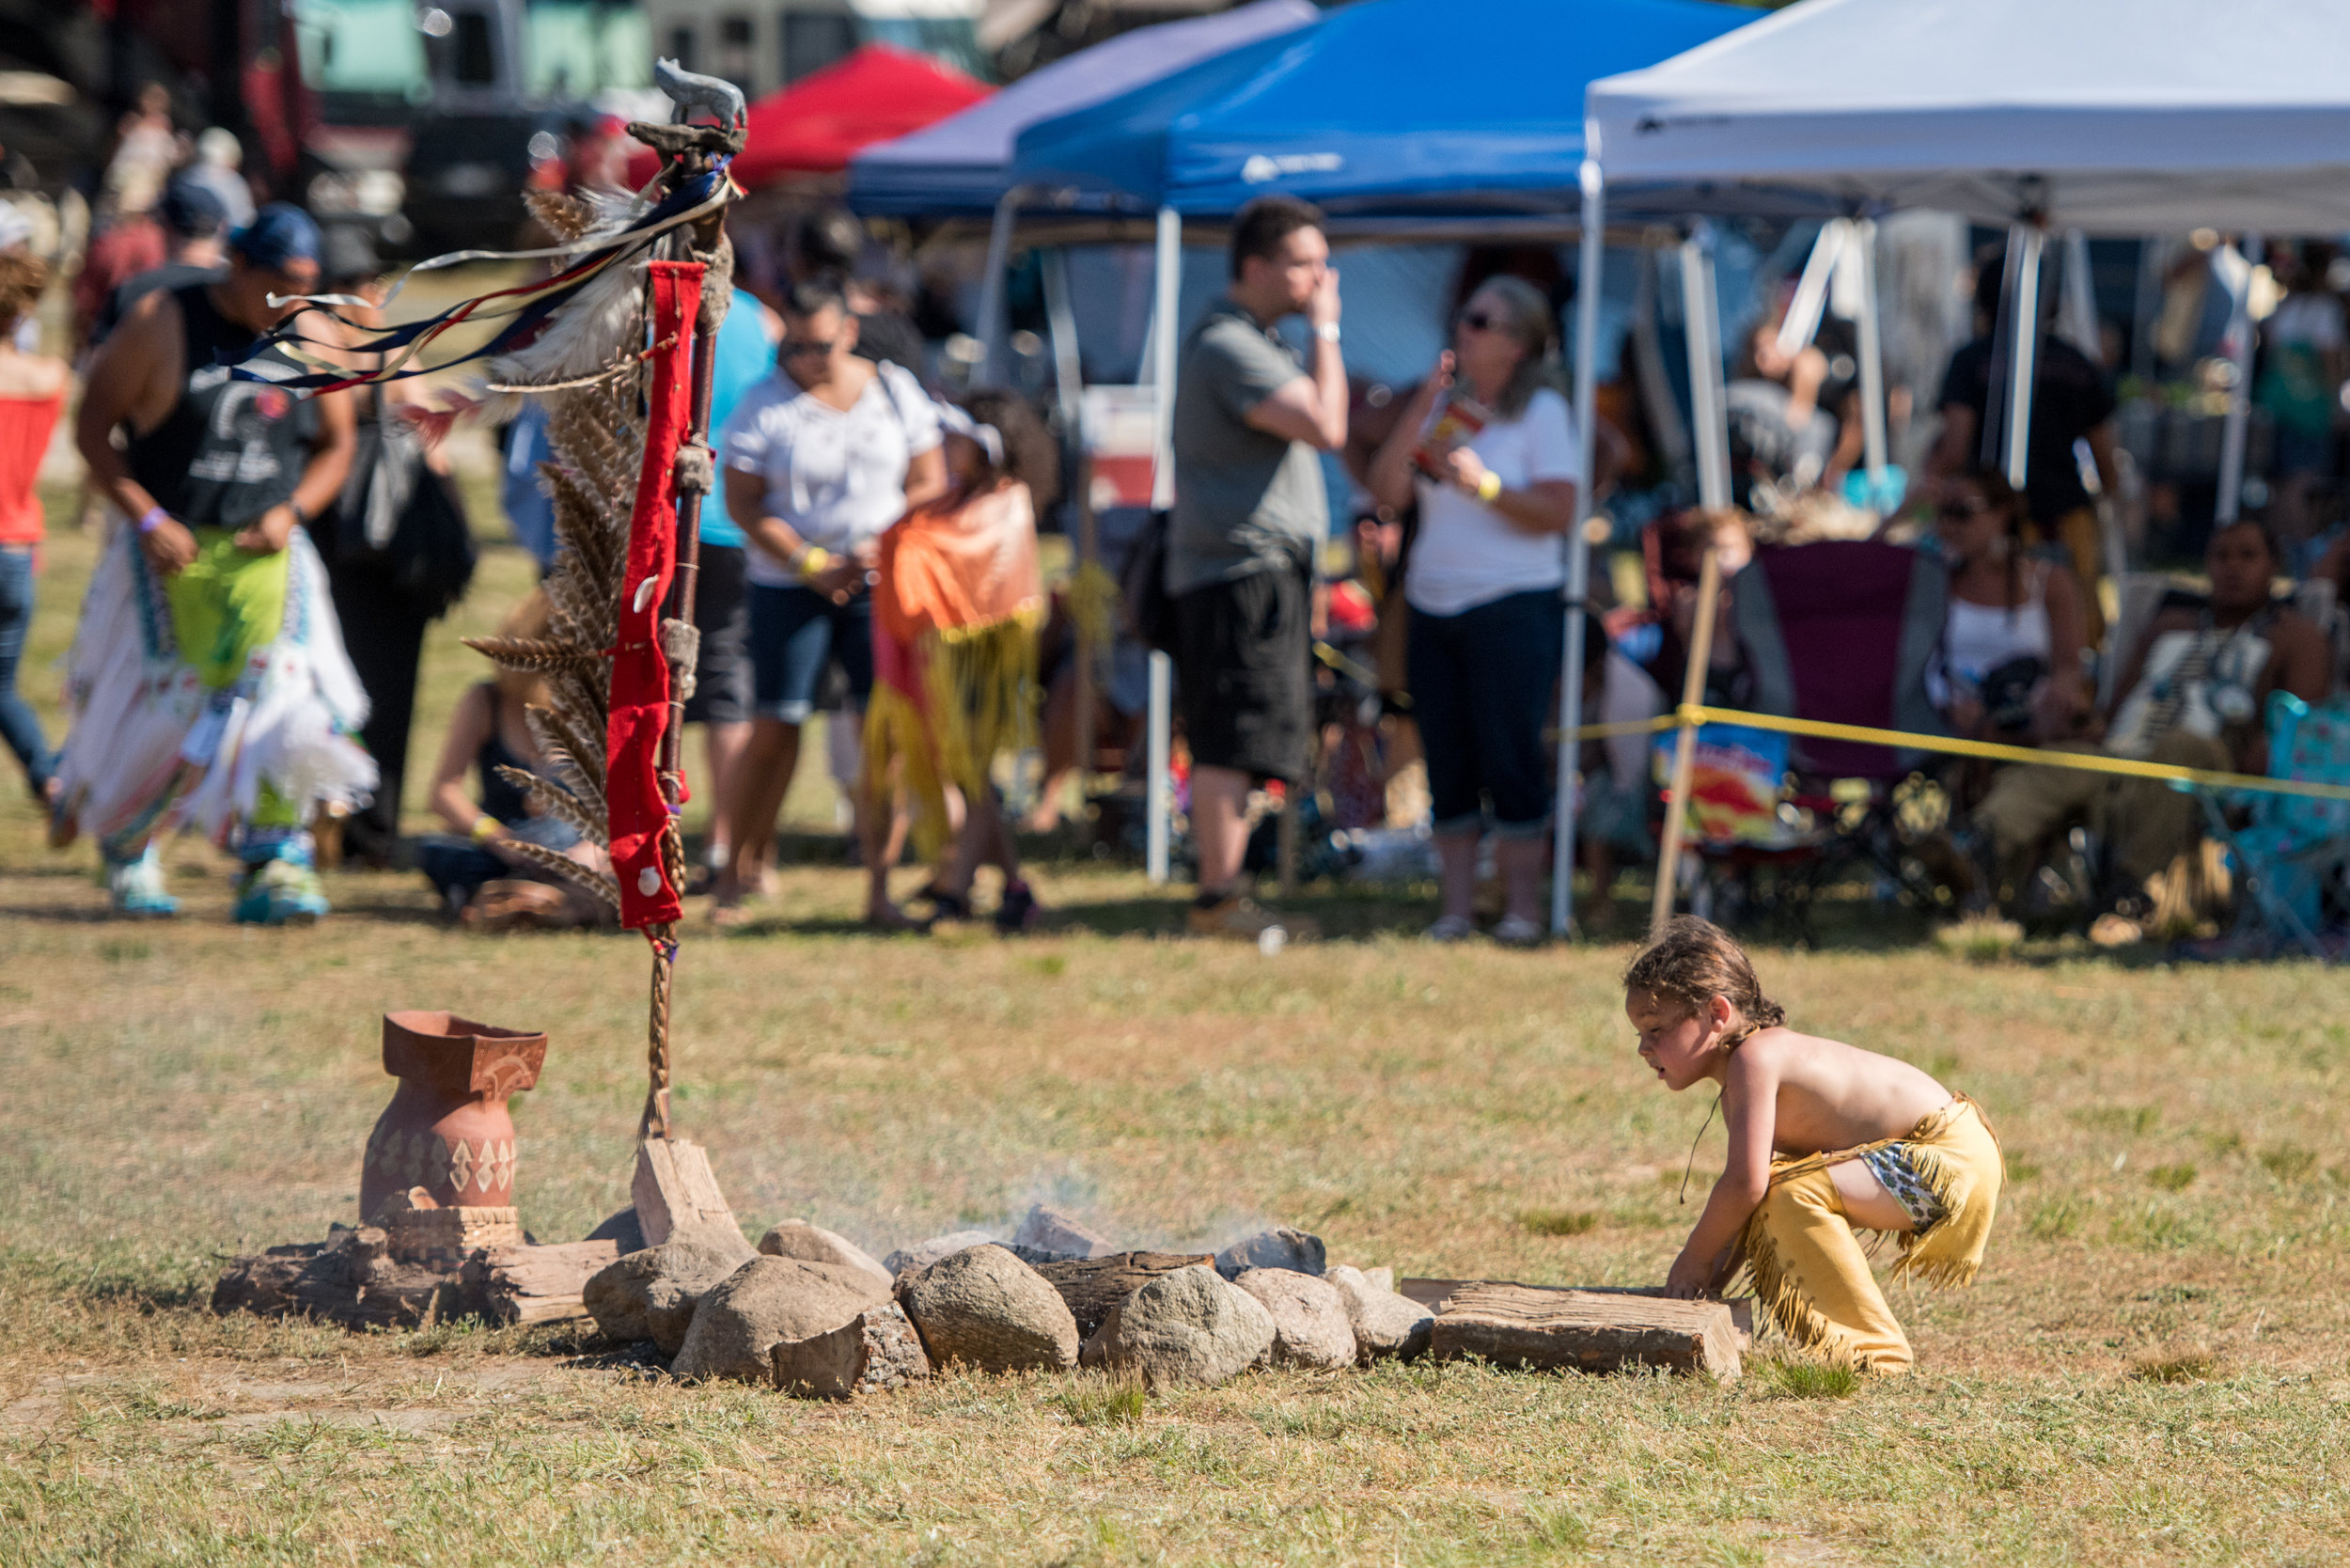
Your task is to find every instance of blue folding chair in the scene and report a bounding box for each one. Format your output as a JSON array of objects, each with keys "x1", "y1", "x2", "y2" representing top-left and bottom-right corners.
[{"x1": 2197, "y1": 691, "x2": 2350, "y2": 960}]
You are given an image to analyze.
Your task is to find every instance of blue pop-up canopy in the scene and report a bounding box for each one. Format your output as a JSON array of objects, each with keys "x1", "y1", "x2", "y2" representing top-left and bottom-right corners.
[
  {"x1": 1010, "y1": 0, "x2": 1759, "y2": 218},
  {"x1": 848, "y1": 0, "x2": 1320, "y2": 218}
]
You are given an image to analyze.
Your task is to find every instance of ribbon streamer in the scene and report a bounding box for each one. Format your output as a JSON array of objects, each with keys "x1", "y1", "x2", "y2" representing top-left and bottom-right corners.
[{"x1": 217, "y1": 169, "x2": 733, "y2": 396}]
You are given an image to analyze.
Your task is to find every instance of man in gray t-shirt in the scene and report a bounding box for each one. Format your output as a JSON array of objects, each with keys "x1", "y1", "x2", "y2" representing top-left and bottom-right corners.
[
  {"x1": 1167, "y1": 300, "x2": 1329, "y2": 593},
  {"x1": 1165, "y1": 196, "x2": 1349, "y2": 944}
]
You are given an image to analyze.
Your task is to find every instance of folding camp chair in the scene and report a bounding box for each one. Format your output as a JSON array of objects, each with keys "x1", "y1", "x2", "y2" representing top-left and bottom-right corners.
[
  {"x1": 1676, "y1": 539, "x2": 1952, "y2": 943},
  {"x1": 2193, "y1": 690, "x2": 2350, "y2": 960}
]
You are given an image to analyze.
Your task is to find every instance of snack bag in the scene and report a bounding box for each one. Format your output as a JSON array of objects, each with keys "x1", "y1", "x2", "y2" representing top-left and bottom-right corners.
[{"x1": 1415, "y1": 393, "x2": 1490, "y2": 479}]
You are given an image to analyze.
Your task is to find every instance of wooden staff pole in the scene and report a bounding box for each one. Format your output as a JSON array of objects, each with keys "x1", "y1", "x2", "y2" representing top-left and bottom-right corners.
[
  {"x1": 634, "y1": 118, "x2": 740, "y2": 1142},
  {"x1": 1650, "y1": 544, "x2": 1720, "y2": 940}
]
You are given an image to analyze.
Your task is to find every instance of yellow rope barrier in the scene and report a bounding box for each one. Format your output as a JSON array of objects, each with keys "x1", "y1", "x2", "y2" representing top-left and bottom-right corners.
[{"x1": 1556, "y1": 706, "x2": 2350, "y2": 805}]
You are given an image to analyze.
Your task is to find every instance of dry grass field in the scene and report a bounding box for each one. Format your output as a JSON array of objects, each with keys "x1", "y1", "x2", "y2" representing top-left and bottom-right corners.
[{"x1": 4, "y1": 512, "x2": 2349, "y2": 1564}]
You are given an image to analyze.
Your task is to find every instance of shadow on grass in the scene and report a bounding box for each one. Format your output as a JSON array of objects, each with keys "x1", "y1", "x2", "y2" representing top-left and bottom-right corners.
[
  {"x1": 1, "y1": 1245, "x2": 214, "y2": 1314},
  {"x1": 0, "y1": 900, "x2": 118, "y2": 924}
]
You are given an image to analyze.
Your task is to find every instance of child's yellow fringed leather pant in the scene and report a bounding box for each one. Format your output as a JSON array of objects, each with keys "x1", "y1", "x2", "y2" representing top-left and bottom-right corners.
[{"x1": 1738, "y1": 1097, "x2": 2003, "y2": 1374}]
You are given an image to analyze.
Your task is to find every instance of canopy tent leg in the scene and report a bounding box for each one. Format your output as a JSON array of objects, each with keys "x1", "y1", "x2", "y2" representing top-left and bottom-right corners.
[
  {"x1": 2002, "y1": 224, "x2": 2045, "y2": 493},
  {"x1": 1042, "y1": 246, "x2": 1096, "y2": 839},
  {"x1": 1775, "y1": 218, "x2": 1847, "y2": 360},
  {"x1": 1681, "y1": 226, "x2": 1732, "y2": 513},
  {"x1": 1852, "y1": 216, "x2": 1890, "y2": 490},
  {"x1": 2059, "y1": 228, "x2": 2101, "y2": 359},
  {"x1": 2216, "y1": 233, "x2": 2264, "y2": 525},
  {"x1": 1651, "y1": 227, "x2": 1731, "y2": 938},
  {"x1": 974, "y1": 188, "x2": 1023, "y2": 389},
  {"x1": 1553, "y1": 163, "x2": 1606, "y2": 939},
  {"x1": 1145, "y1": 205, "x2": 1182, "y2": 886}
]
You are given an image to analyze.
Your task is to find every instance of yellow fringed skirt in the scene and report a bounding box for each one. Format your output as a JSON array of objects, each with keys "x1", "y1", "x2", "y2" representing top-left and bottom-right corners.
[
  {"x1": 1736, "y1": 1096, "x2": 2003, "y2": 1374},
  {"x1": 863, "y1": 612, "x2": 1040, "y2": 860}
]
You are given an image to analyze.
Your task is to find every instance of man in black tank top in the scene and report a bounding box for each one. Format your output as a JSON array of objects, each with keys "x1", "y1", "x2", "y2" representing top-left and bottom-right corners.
[{"x1": 61, "y1": 203, "x2": 368, "y2": 923}]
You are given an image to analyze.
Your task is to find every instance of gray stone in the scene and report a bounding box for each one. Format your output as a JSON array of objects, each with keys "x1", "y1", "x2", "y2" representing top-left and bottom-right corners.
[
  {"x1": 582, "y1": 1233, "x2": 752, "y2": 1352},
  {"x1": 899, "y1": 1244, "x2": 1079, "y2": 1374},
  {"x1": 1010, "y1": 1203, "x2": 1118, "y2": 1259},
  {"x1": 669, "y1": 1257, "x2": 890, "y2": 1383},
  {"x1": 1094, "y1": 1263, "x2": 1277, "y2": 1388},
  {"x1": 1214, "y1": 1226, "x2": 1325, "y2": 1279},
  {"x1": 1324, "y1": 1264, "x2": 1434, "y2": 1364},
  {"x1": 1231, "y1": 1268, "x2": 1356, "y2": 1371},
  {"x1": 883, "y1": 1229, "x2": 996, "y2": 1278},
  {"x1": 758, "y1": 1219, "x2": 894, "y2": 1292},
  {"x1": 771, "y1": 1300, "x2": 932, "y2": 1399}
]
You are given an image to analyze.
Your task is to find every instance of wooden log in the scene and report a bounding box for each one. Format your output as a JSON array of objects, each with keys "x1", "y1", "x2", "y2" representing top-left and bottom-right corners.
[
  {"x1": 1428, "y1": 1282, "x2": 1743, "y2": 1381},
  {"x1": 466, "y1": 1239, "x2": 621, "y2": 1325},
  {"x1": 1033, "y1": 1251, "x2": 1214, "y2": 1340},
  {"x1": 632, "y1": 1137, "x2": 745, "y2": 1251},
  {"x1": 1401, "y1": 1278, "x2": 1753, "y2": 1346},
  {"x1": 211, "y1": 1227, "x2": 482, "y2": 1329}
]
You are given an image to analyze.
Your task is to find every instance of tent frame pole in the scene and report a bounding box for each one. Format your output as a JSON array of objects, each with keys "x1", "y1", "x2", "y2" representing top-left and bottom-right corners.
[
  {"x1": 2003, "y1": 224, "x2": 2044, "y2": 493},
  {"x1": 2216, "y1": 233, "x2": 2264, "y2": 525},
  {"x1": 1681, "y1": 225, "x2": 1731, "y2": 513},
  {"x1": 1776, "y1": 218, "x2": 1845, "y2": 360},
  {"x1": 1553, "y1": 161, "x2": 1606, "y2": 938},
  {"x1": 1853, "y1": 215, "x2": 1890, "y2": 487},
  {"x1": 1145, "y1": 205, "x2": 1182, "y2": 885},
  {"x1": 975, "y1": 188, "x2": 1025, "y2": 389}
]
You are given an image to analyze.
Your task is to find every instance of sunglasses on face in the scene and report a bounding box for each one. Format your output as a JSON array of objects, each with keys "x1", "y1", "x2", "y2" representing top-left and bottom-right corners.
[
  {"x1": 1458, "y1": 310, "x2": 1501, "y2": 334},
  {"x1": 781, "y1": 337, "x2": 836, "y2": 360}
]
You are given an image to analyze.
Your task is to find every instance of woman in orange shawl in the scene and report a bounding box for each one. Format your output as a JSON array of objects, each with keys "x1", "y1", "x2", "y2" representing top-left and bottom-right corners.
[{"x1": 866, "y1": 390, "x2": 1058, "y2": 932}]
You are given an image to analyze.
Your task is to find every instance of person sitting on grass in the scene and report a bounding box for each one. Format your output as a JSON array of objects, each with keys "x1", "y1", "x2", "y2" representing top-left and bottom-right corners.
[
  {"x1": 1628, "y1": 917, "x2": 2003, "y2": 1374},
  {"x1": 414, "y1": 592, "x2": 610, "y2": 931}
]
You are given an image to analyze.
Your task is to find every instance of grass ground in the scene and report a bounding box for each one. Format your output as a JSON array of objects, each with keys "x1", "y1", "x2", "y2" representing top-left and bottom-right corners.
[{"x1": 4, "y1": 502, "x2": 2349, "y2": 1564}]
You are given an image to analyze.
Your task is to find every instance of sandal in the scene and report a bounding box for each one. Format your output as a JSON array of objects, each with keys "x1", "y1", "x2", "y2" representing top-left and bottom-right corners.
[
  {"x1": 995, "y1": 878, "x2": 1041, "y2": 933},
  {"x1": 1491, "y1": 914, "x2": 1544, "y2": 949},
  {"x1": 864, "y1": 902, "x2": 932, "y2": 934}
]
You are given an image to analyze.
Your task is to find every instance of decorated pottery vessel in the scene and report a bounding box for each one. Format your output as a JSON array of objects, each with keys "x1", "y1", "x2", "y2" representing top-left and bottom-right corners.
[{"x1": 358, "y1": 1011, "x2": 547, "y2": 1222}]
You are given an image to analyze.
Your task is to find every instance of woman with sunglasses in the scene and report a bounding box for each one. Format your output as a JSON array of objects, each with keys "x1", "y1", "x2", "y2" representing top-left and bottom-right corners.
[
  {"x1": 1933, "y1": 465, "x2": 2088, "y2": 748},
  {"x1": 1368, "y1": 274, "x2": 1581, "y2": 946},
  {"x1": 715, "y1": 277, "x2": 947, "y2": 923}
]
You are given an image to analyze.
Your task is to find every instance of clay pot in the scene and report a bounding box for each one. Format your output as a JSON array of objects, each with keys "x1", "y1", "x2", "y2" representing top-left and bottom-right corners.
[{"x1": 359, "y1": 1011, "x2": 547, "y2": 1223}]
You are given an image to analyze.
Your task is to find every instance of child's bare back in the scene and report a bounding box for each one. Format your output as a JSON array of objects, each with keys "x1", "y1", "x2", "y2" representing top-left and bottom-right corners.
[{"x1": 1723, "y1": 1026, "x2": 1950, "y2": 1159}]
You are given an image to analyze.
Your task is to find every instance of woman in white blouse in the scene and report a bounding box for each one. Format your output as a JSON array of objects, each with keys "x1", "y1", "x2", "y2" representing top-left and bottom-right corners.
[
  {"x1": 1369, "y1": 275, "x2": 1581, "y2": 946},
  {"x1": 715, "y1": 279, "x2": 946, "y2": 921}
]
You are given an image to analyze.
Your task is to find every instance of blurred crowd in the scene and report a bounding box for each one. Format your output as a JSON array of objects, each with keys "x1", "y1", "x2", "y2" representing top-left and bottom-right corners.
[{"x1": 11, "y1": 88, "x2": 2350, "y2": 954}]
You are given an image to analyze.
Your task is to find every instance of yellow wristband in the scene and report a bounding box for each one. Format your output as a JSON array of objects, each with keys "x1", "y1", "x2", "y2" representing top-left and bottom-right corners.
[
  {"x1": 470, "y1": 816, "x2": 499, "y2": 842},
  {"x1": 1476, "y1": 471, "x2": 1503, "y2": 504},
  {"x1": 797, "y1": 545, "x2": 832, "y2": 582}
]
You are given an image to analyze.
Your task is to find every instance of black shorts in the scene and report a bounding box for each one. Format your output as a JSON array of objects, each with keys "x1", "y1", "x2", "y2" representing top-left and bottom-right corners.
[
  {"x1": 683, "y1": 541, "x2": 752, "y2": 727},
  {"x1": 1172, "y1": 562, "x2": 1311, "y2": 784}
]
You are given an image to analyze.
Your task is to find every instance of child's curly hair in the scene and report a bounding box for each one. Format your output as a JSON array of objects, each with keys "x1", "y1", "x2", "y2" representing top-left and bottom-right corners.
[
  {"x1": 0, "y1": 252, "x2": 48, "y2": 332},
  {"x1": 1622, "y1": 917, "x2": 1785, "y2": 1043}
]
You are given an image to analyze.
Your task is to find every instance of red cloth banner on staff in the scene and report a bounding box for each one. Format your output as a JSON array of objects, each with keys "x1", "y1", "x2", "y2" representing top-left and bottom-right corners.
[{"x1": 607, "y1": 259, "x2": 705, "y2": 931}]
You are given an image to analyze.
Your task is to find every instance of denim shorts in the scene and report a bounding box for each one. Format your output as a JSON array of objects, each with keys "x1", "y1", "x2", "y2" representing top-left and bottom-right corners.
[{"x1": 747, "y1": 582, "x2": 873, "y2": 724}]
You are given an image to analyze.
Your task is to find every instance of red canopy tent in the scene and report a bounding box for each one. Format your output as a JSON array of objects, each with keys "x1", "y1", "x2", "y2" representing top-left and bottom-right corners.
[{"x1": 732, "y1": 45, "x2": 993, "y2": 187}]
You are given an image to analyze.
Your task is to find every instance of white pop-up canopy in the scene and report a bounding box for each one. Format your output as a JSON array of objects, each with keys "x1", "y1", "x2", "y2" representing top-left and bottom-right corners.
[{"x1": 1586, "y1": 0, "x2": 2350, "y2": 235}]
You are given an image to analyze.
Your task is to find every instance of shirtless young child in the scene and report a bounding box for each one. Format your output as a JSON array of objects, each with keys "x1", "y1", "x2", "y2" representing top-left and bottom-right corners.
[{"x1": 1625, "y1": 917, "x2": 2003, "y2": 1373}]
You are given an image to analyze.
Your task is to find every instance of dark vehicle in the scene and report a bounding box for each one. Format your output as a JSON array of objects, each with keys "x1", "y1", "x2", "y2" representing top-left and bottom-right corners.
[{"x1": 293, "y1": 0, "x2": 651, "y2": 254}]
